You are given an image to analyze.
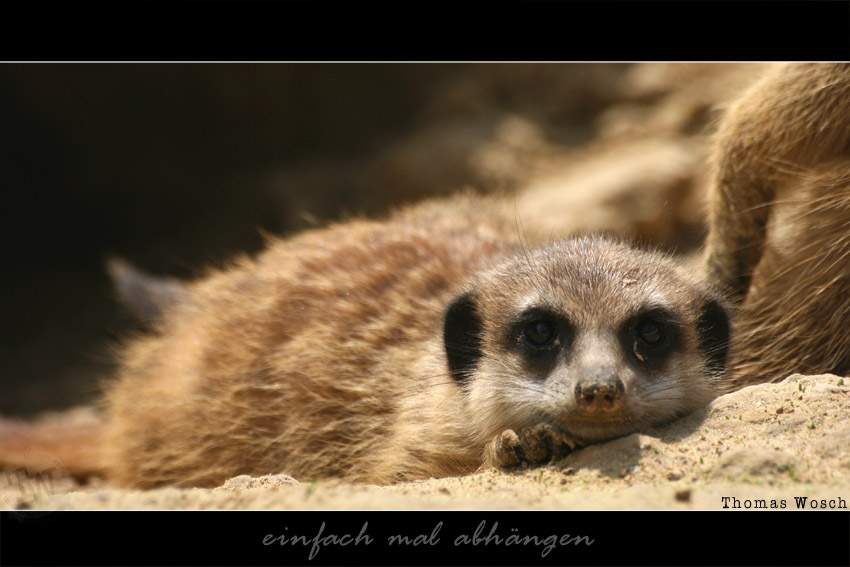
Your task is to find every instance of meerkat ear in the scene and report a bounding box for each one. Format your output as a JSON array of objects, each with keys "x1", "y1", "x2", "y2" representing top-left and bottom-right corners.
[
  {"x1": 696, "y1": 297, "x2": 731, "y2": 375},
  {"x1": 106, "y1": 257, "x2": 191, "y2": 326},
  {"x1": 443, "y1": 291, "x2": 484, "y2": 384}
]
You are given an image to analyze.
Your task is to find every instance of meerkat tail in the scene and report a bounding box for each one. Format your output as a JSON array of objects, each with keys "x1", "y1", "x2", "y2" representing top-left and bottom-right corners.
[{"x1": 0, "y1": 417, "x2": 106, "y2": 479}]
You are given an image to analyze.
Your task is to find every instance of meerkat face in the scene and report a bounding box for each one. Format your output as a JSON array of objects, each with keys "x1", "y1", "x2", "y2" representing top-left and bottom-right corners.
[{"x1": 443, "y1": 237, "x2": 730, "y2": 445}]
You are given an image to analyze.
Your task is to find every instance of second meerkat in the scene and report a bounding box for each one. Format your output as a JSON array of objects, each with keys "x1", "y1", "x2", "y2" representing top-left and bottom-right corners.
[
  {"x1": 703, "y1": 63, "x2": 850, "y2": 390},
  {"x1": 103, "y1": 196, "x2": 730, "y2": 488}
]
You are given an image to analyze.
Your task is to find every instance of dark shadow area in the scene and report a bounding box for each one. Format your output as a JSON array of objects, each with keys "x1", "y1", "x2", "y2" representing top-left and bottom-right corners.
[{"x1": 1, "y1": 64, "x2": 627, "y2": 415}]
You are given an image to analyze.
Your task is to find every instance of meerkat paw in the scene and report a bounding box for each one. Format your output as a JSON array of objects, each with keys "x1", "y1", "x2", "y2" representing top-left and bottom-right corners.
[{"x1": 486, "y1": 424, "x2": 578, "y2": 470}]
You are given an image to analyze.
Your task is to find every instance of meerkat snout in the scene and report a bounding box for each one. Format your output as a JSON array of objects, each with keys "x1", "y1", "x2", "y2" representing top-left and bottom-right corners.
[{"x1": 574, "y1": 369, "x2": 625, "y2": 413}]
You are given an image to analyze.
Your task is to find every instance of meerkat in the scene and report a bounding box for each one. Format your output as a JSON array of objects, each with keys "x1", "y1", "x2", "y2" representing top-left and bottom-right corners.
[
  {"x1": 703, "y1": 63, "x2": 850, "y2": 391},
  {"x1": 95, "y1": 194, "x2": 730, "y2": 488},
  {"x1": 9, "y1": 64, "x2": 850, "y2": 488}
]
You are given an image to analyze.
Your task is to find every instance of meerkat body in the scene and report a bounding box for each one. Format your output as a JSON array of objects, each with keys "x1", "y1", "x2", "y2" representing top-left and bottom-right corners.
[
  {"x1": 703, "y1": 63, "x2": 850, "y2": 390},
  {"x1": 104, "y1": 196, "x2": 521, "y2": 487},
  {"x1": 103, "y1": 194, "x2": 729, "y2": 488}
]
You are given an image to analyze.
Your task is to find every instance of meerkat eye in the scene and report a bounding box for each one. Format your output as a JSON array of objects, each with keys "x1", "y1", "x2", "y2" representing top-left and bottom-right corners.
[
  {"x1": 625, "y1": 310, "x2": 678, "y2": 364},
  {"x1": 637, "y1": 319, "x2": 664, "y2": 345},
  {"x1": 632, "y1": 314, "x2": 673, "y2": 353},
  {"x1": 523, "y1": 320, "x2": 558, "y2": 348}
]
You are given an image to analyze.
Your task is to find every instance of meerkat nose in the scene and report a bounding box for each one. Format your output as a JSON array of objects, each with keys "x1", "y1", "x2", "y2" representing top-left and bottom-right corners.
[{"x1": 574, "y1": 368, "x2": 625, "y2": 413}]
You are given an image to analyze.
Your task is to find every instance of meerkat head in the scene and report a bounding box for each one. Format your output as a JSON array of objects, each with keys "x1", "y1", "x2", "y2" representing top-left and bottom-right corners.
[{"x1": 443, "y1": 236, "x2": 730, "y2": 445}]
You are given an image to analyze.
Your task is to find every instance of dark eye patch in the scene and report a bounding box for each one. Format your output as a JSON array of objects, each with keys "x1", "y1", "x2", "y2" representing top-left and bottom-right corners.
[
  {"x1": 509, "y1": 308, "x2": 571, "y2": 358},
  {"x1": 624, "y1": 308, "x2": 680, "y2": 364}
]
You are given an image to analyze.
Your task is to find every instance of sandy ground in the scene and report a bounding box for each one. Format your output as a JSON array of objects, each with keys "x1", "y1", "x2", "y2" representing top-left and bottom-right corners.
[{"x1": 2, "y1": 373, "x2": 847, "y2": 511}]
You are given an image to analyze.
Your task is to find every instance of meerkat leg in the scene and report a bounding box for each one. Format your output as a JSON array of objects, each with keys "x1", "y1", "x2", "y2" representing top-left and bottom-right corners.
[
  {"x1": 704, "y1": 63, "x2": 850, "y2": 302},
  {"x1": 724, "y1": 162, "x2": 850, "y2": 389},
  {"x1": 485, "y1": 424, "x2": 578, "y2": 470},
  {"x1": 703, "y1": 63, "x2": 850, "y2": 388}
]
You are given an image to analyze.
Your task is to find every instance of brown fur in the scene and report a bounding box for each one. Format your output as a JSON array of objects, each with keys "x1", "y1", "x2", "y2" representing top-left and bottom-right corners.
[
  {"x1": 0, "y1": 416, "x2": 104, "y2": 478},
  {"x1": 100, "y1": 194, "x2": 727, "y2": 488},
  {"x1": 703, "y1": 63, "x2": 850, "y2": 390},
  {"x1": 103, "y1": 196, "x2": 519, "y2": 487}
]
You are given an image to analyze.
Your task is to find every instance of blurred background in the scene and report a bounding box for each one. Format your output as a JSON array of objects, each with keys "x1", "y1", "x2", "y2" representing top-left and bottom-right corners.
[{"x1": 0, "y1": 63, "x2": 763, "y2": 416}]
